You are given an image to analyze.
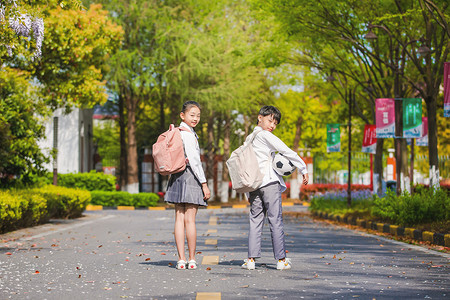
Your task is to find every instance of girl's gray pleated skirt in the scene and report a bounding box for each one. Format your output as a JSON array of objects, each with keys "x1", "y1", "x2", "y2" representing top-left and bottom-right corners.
[{"x1": 164, "y1": 166, "x2": 207, "y2": 206}]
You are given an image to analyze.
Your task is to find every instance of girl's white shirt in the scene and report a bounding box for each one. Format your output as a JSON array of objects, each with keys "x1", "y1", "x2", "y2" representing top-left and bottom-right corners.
[
  {"x1": 246, "y1": 126, "x2": 308, "y2": 192},
  {"x1": 179, "y1": 122, "x2": 206, "y2": 184}
]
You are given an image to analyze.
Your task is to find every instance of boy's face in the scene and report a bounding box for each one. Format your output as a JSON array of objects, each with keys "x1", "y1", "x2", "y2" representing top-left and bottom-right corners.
[{"x1": 258, "y1": 114, "x2": 278, "y2": 132}]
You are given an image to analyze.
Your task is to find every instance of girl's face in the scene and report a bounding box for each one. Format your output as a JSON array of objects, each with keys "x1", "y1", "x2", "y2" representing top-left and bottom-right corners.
[
  {"x1": 180, "y1": 106, "x2": 201, "y2": 128},
  {"x1": 258, "y1": 114, "x2": 278, "y2": 132}
]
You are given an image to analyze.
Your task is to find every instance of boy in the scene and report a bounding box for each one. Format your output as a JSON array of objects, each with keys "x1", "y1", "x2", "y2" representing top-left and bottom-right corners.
[{"x1": 242, "y1": 106, "x2": 309, "y2": 270}]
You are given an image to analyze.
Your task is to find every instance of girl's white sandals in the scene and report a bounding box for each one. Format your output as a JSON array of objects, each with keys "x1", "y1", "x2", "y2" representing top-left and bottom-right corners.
[
  {"x1": 176, "y1": 260, "x2": 187, "y2": 270},
  {"x1": 188, "y1": 260, "x2": 197, "y2": 270}
]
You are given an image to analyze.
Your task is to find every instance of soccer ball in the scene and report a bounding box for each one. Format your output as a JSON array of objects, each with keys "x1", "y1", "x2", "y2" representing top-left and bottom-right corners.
[{"x1": 272, "y1": 153, "x2": 296, "y2": 176}]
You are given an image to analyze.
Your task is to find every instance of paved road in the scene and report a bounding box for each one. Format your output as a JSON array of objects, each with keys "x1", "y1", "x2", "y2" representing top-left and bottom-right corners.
[{"x1": 0, "y1": 206, "x2": 449, "y2": 299}]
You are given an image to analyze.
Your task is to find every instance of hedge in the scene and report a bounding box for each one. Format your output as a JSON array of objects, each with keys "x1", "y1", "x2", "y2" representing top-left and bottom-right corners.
[
  {"x1": 310, "y1": 187, "x2": 449, "y2": 228},
  {"x1": 90, "y1": 191, "x2": 159, "y2": 207},
  {"x1": 53, "y1": 171, "x2": 116, "y2": 192},
  {"x1": 91, "y1": 191, "x2": 159, "y2": 207},
  {"x1": 33, "y1": 185, "x2": 91, "y2": 219},
  {"x1": 0, "y1": 186, "x2": 91, "y2": 234}
]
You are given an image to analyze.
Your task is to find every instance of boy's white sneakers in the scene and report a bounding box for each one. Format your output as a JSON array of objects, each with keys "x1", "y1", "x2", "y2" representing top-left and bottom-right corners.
[
  {"x1": 277, "y1": 258, "x2": 292, "y2": 270},
  {"x1": 241, "y1": 258, "x2": 255, "y2": 270}
]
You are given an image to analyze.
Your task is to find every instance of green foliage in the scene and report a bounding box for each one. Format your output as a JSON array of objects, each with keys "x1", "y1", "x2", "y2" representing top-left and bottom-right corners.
[
  {"x1": 90, "y1": 191, "x2": 159, "y2": 207},
  {"x1": 0, "y1": 67, "x2": 49, "y2": 186},
  {"x1": 0, "y1": 190, "x2": 48, "y2": 233},
  {"x1": 32, "y1": 185, "x2": 91, "y2": 219},
  {"x1": 93, "y1": 119, "x2": 120, "y2": 167},
  {"x1": 371, "y1": 188, "x2": 450, "y2": 227},
  {"x1": 55, "y1": 171, "x2": 116, "y2": 192}
]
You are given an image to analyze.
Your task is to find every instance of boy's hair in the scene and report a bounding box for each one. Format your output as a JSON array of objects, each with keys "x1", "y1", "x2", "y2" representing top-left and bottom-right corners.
[
  {"x1": 257, "y1": 106, "x2": 281, "y2": 125},
  {"x1": 181, "y1": 101, "x2": 201, "y2": 113}
]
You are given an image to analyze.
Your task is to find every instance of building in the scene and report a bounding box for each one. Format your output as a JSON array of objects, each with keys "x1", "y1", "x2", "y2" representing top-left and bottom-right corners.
[{"x1": 38, "y1": 108, "x2": 94, "y2": 174}]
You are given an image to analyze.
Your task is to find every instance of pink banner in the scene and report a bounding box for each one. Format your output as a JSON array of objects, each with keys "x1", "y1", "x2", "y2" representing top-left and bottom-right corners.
[
  {"x1": 376, "y1": 98, "x2": 395, "y2": 138},
  {"x1": 362, "y1": 124, "x2": 377, "y2": 154},
  {"x1": 416, "y1": 117, "x2": 428, "y2": 146},
  {"x1": 444, "y1": 62, "x2": 450, "y2": 117}
]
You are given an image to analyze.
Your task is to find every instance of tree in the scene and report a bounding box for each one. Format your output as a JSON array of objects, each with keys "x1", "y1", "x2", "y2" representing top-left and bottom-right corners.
[
  {"x1": 253, "y1": 0, "x2": 449, "y2": 191},
  {"x1": 0, "y1": 67, "x2": 49, "y2": 186}
]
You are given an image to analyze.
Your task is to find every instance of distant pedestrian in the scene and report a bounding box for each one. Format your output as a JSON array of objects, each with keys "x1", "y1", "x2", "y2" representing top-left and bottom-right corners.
[
  {"x1": 164, "y1": 101, "x2": 211, "y2": 270},
  {"x1": 241, "y1": 105, "x2": 309, "y2": 270}
]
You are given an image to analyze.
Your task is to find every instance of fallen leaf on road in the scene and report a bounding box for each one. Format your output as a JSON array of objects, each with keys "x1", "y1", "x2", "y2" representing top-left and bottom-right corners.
[
  {"x1": 196, "y1": 251, "x2": 202, "y2": 254},
  {"x1": 145, "y1": 258, "x2": 151, "y2": 261},
  {"x1": 168, "y1": 263, "x2": 173, "y2": 266},
  {"x1": 5, "y1": 252, "x2": 12, "y2": 255},
  {"x1": 379, "y1": 244, "x2": 384, "y2": 247},
  {"x1": 206, "y1": 267, "x2": 211, "y2": 271},
  {"x1": 161, "y1": 253, "x2": 166, "y2": 255},
  {"x1": 431, "y1": 265, "x2": 443, "y2": 268},
  {"x1": 78, "y1": 275, "x2": 81, "y2": 278},
  {"x1": 240, "y1": 285, "x2": 249, "y2": 288},
  {"x1": 35, "y1": 271, "x2": 40, "y2": 274}
]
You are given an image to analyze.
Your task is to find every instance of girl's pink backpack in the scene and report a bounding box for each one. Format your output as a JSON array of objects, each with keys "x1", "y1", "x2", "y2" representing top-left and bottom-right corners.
[{"x1": 152, "y1": 124, "x2": 190, "y2": 175}]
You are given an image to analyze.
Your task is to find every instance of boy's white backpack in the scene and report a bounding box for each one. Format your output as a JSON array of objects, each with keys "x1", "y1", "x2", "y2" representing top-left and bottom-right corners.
[{"x1": 226, "y1": 131, "x2": 264, "y2": 193}]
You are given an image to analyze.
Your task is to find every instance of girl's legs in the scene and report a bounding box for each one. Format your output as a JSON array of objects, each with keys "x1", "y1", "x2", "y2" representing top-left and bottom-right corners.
[
  {"x1": 184, "y1": 203, "x2": 199, "y2": 261},
  {"x1": 174, "y1": 203, "x2": 187, "y2": 261}
]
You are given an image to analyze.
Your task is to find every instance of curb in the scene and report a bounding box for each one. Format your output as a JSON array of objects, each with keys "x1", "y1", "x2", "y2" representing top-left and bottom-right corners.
[
  {"x1": 311, "y1": 211, "x2": 450, "y2": 247},
  {"x1": 85, "y1": 201, "x2": 309, "y2": 211}
]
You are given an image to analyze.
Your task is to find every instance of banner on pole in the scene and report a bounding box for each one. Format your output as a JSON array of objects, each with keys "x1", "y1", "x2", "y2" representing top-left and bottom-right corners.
[
  {"x1": 326, "y1": 124, "x2": 340, "y2": 152},
  {"x1": 416, "y1": 117, "x2": 428, "y2": 146},
  {"x1": 403, "y1": 98, "x2": 422, "y2": 138},
  {"x1": 375, "y1": 98, "x2": 395, "y2": 138},
  {"x1": 444, "y1": 62, "x2": 450, "y2": 117},
  {"x1": 362, "y1": 124, "x2": 377, "y2": 154}
]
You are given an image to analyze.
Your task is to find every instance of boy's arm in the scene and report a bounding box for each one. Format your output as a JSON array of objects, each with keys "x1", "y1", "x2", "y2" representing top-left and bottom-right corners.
[{"x1": 264, "y1": 132, "x2": 308, "y2": 175}]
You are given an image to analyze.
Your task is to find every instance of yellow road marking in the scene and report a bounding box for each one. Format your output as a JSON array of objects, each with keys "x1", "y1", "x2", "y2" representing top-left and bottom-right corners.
[
  {"x1": 207, "y1": 229, "x2": 217, "y2": 233},
  {"x1": 282, "y1": 202, "x2": 294, "y2": 207},
  {"x1": 148, "y1": 207, "x2": 166, "y2": 210},
  {"x1": 117, "y1": 206, "x2": 135, "y2": 210},
  {"x1": 205, "y1": 239, "x2": 217, "y2": 245},
  {"x1": 85, "y1": 205, "x2": 102, "y2": 211},
  {"x1": 232, "y1": 204, "x2": 248, "y2": 208},
  {"x1": 209, "y1": 216, "x2": 218, "y2": 226},
  {"x1": 202, "y1": 256, "x2": 219, "y2": 265},
  {"x1": 196, "y1": 292, "x2": 221, "y2": 300},
  {"x1": 207, "y1": 206, "x2": 222, "y2": 209}
]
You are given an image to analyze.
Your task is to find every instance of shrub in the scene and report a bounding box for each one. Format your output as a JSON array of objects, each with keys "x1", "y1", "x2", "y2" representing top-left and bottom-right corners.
[
  {"x1": 301, "y1": 183, "x2": 371, "y2": 201},
  {"x1": 32, "y1": 185, "x2": 91, "y2": 219},
  {"x1": 56, "y1": 171, "x2": 116, "y2": 192},
  {"x1": 372, "y1": 188, "x2": 449, "y2": 227},
  {"x1": 0, "y1": 190, "x2": 47, "y2": 233},
  {"x1": 90, "y1": 191, "x2": 159, "y2": 207}
]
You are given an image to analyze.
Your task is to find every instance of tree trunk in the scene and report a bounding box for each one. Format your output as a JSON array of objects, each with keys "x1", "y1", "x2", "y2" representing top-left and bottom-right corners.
[
  {"x1": 426, "y1": 96, "x2": 439, "y2": 188},
  {"x1": 206, "y1": 114, "x2": 215, "y2": 199},
  {"x1": 290, "y1": 116, "x2": 303, "y2": 199},
  {"x1": 220, "y1": 114, "x2": 231, "y2": 203},
  {"x1": 119, "y1": 94, "x2": 128, "y2": 191},
  {"x1": 400, "y1": 139, "x2": 410, "y2": 193},
  {"x1": 374, "y1": 138, "x2": 384, "y2": 195},
  {"x1": 125, "y1": 96, "x2": 139, "y2": 194}
]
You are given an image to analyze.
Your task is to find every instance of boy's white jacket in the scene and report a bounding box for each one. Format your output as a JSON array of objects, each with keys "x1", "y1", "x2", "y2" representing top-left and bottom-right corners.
[{"x1": 246, "y1": 126, "x2": 308, "y2": 192}]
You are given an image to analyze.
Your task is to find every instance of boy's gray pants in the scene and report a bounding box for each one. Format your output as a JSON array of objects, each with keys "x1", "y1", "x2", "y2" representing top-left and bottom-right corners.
[{"x1": 247, "y1": 182, "x2": 286, "y2": 260}]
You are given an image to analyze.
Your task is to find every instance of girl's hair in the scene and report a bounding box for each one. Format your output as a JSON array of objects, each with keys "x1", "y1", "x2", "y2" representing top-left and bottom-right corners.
[
  {"x1": 257, "y1": 105, "x2": 281, "y2": 125},
  {"x1": 181, "y1": 101, "x2": 201, "y2": 113}
]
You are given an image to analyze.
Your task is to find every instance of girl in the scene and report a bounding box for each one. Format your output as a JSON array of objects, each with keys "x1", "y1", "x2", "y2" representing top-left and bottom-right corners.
[{"x1": 164, "y1": 101, "x2": 211, "y2": 270}]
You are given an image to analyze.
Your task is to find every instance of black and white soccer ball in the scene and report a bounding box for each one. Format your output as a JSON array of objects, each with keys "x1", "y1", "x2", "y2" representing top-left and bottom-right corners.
[{"x1": 272, "y1": 153, "x2": 296, "y2": 176}]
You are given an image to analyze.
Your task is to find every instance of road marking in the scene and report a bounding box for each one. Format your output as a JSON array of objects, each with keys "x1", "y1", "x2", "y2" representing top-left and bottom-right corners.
[
  {"x1": 196, "y1": 292, "x2": 221, "y2": 300},
  {"x1": 209, "y1": 216, "x2": 218, "y2": 226},
  {"x1": 85, "y1": 205, "x2": 102, "y2": 211},
  {"x1": 207, "y1": 229, "x2": 217, "y2": 233},
  {"x1": 117, "y1": 206, "x2": 135, "y2": 210},
  {"x1": 205, "y1": 239, "x2": 217, "y2": 245},
  {"x1": 232, "y1": 204, "x2": 247, "y2": 208},
  {"x1": 148, "y1": 207, "x2": 166, "y2": 210},
  {"x1": 282, "y1": 202, "x2": 294, "y2": 207},
  {"x1": 201, "y1": 256, "x2": 219, "y2": 265},
  {"x1": 207, "y1": 206, "x2": 222, "y2": 209},
  {"x1": 21, "y1": 215, "x2": 115, "y2": 241}
]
